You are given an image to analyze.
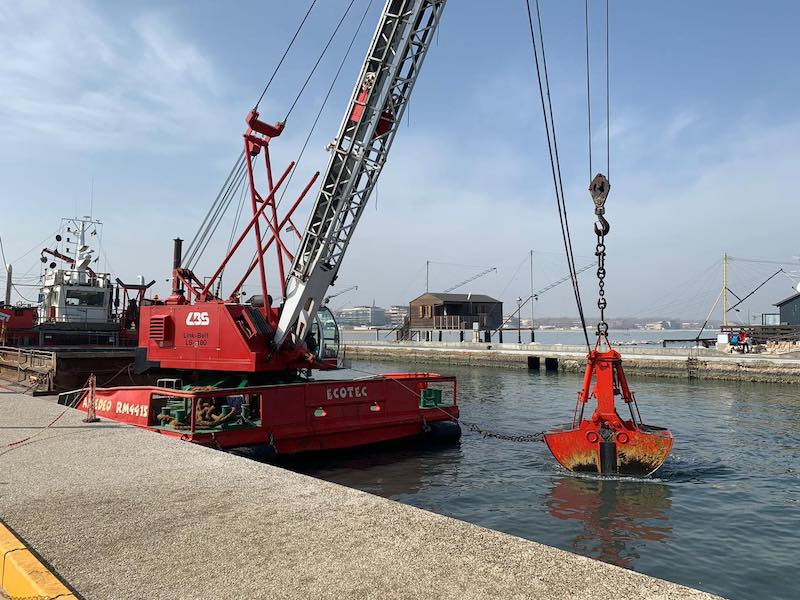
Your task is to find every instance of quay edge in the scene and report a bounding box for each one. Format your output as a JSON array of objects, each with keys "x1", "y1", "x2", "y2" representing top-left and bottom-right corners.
[
  {"x1": 343, "y1": 340, "x2": 800, "y2": 384},
  {"x1": 0, "y1": 394, "x2": 721, "y2": 600}
]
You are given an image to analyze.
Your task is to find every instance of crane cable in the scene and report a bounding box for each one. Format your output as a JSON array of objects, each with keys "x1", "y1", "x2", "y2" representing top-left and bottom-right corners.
[
  {"x1": 524, "y1": 0, "x2": 591, "y2": 350},
  {"x1": 237, "y1": 0, "x2": 368, "y2": 288},
  {"x1": 185, "y1": 1, "x2": 320, "y2": 271},
  {"x1": 584, "y1": 0, "x2": 593, "y2": 181},
  {"x1": 284, "y1": 0, "x2": 359, "y2": 123},
  {"x1": 277, "y1": 0, "x2": 375, "y2": 210},
  {"x1": 254, "y1": 0, "x2": 318, "y2": 110}
]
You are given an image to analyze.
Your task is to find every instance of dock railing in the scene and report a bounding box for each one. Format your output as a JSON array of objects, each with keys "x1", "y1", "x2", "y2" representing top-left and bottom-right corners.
[{"x1": 0, "y1": 346, "x2": 56, "y2": 391}]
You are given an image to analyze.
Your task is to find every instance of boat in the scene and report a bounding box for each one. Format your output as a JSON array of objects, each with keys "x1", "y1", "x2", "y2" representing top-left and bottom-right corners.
[{"x1": 1, "y1": 216, "x2": 153, "y2": 348}]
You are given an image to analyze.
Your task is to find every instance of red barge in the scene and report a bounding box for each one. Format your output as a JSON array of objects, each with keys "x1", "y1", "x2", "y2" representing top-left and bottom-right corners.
[{"x1": 74, "y1": 372, "x2": 458, "y2": 457}]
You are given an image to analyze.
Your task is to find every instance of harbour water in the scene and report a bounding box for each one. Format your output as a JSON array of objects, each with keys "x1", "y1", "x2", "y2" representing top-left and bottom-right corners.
[{"x1": 300, "y1": 359, "x2": 799, "y2": 600}]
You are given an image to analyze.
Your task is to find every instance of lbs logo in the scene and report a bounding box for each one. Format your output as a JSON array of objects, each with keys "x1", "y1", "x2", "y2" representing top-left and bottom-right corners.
[{"x1": 185, "y1": 311, "x2": 210, "y2": 326}]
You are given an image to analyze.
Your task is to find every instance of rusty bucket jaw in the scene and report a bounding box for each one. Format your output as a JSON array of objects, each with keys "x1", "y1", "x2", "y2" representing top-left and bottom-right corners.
[{"x1": 544, "y1": 341, "x2": 673, "y2": 477}]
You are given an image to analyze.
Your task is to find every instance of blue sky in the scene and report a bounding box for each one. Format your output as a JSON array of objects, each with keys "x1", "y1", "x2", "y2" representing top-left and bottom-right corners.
[{"x1": 1, "y1": 0, "x2": 799, "y2": 321}]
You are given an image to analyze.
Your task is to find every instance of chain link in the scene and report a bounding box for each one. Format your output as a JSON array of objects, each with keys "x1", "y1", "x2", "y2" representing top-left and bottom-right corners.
[
  {"x1": 596, "y1": 230, "x2": 608, "y2": 336},
  {"x1": 460, "y1": 420, "x2": 545, "y2": 443}
]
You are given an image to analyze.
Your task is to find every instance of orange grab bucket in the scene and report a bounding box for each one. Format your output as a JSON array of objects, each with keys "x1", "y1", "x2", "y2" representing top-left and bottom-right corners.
[{"x1": 544, "y1": 337, "x2": 673, "y2": 476}]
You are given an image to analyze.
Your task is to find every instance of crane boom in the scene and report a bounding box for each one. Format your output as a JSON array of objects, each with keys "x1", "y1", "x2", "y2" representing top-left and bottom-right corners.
[
  {"x1": 536, "y1": 262, "x2": 594, "y2": 297},
  {"x1": 276, "y1": 0, "x2": 447, "y2": 346},
  {"x1": 443, "y1": 267, "x2": 497, "y2": 294}
]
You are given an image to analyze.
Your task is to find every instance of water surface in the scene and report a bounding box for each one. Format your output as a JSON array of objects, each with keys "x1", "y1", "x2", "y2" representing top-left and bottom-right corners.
[{"x1": 299, "y1": 360, "x2": 800, "y2": 600}]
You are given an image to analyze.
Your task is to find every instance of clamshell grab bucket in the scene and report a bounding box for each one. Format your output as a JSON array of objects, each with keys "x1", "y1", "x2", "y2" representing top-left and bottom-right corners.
[{"x1": 544, "y1": 340, "x2": 673, "y2": 476}]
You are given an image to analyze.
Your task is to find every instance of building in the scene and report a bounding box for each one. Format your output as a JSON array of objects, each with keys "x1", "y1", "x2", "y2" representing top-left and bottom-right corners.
[
  {"x1": 774, "y1": 292, "x2": 800, "y2": 326},
  {"x1": 385, "y1": 305, "x2": 409, "y2": 327},
  {"x1": 336, "y1": 305, "x2": 386, "y2": 327},
  {"x1": 409, "y1": 293, "x2": 502, "y2": 330}
]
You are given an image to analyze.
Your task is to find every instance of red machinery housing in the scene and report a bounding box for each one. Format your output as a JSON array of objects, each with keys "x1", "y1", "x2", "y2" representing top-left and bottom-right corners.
[
  {"x1": 544, "y1": 338, "x2": 673, "y2": 476},
  {"x1": 0, "y1": 306, "x2": 37, "y2": 346}
]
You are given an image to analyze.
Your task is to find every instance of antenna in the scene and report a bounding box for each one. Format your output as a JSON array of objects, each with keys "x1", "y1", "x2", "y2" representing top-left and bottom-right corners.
[{"x1": 90, "y1": 177, "x2": 94, "y2": 218}]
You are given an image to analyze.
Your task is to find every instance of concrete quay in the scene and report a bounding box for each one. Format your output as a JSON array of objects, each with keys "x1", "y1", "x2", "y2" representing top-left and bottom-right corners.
[
  {"x1": 0, "y1": 394, "x2": 720, "y2": 600},
  {"x1": 344, "y1": 340, "x2": 800, "y2": 384}
]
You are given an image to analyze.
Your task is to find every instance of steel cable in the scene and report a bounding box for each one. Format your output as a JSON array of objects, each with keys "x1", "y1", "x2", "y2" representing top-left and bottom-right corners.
[
  {"x1": 254, "y1": 0, "x2": 318, "y2": 110},
  {"x1": 284, "y1": 0, "x2": 358, "y2": 123},
  {"x1": 184, "y1": 152, "x2": 246, "y2": 268},
  {"x1": 524, "y1": 0, "x2": 591, "y2": 350},
  {"x1": 584, "y1": 0, "x2": 592, "y2": 181},
  {"x1": 278, "y1": 0, "x2": 374, "y2": 209}
]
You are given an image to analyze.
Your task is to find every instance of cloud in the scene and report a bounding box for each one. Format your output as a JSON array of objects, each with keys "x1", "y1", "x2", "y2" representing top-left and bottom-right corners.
[{"x1": 0, "y1": 1, "x2": 234, "y2": 151}]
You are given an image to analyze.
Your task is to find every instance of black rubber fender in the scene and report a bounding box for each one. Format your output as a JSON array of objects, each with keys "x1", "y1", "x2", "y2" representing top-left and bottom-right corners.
[
  {"x1": 227, "y1": 444, "x2": 278, "y2": 463},
  {"x1": 426, "y1": 420, "x2": 462, "y2": 444}
]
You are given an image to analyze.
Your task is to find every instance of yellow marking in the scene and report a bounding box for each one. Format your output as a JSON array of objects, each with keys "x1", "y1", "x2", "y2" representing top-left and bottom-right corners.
[{"x1": 0, "y1": 521, "x2": 77, "y2": 600}]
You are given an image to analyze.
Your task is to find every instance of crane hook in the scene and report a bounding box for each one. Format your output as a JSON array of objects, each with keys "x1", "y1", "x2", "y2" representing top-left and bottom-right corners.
[{"x1": 594, "y1": 213, "x2": 610, "y2": 237}]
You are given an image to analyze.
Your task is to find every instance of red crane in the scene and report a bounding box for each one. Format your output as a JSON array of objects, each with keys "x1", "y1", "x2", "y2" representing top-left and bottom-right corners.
[{"x1": 79, "y1": 0, "x2": 460, "y2": 457}]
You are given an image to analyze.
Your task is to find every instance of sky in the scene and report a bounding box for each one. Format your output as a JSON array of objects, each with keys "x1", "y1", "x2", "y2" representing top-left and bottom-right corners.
[{"x1": 1, "y1": 0, "x2": 799, "y2": 323}]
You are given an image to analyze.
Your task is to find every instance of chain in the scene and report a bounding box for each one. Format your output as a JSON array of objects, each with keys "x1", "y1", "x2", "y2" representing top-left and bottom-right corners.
[
  {"x1": 460, "y1": 420, "x2": 545, "y2": 443},
  {"x1": 595, "y1": 228, "x2": 608, "y2": 336},
  {"x1": 589, "y1": 173, "x2": 611, "y2": 337}
]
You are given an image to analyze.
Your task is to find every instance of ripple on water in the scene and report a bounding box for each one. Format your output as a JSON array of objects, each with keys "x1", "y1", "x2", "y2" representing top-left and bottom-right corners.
[{"x1": 295, "y1": 361, "x2": 800, "y2": 600}]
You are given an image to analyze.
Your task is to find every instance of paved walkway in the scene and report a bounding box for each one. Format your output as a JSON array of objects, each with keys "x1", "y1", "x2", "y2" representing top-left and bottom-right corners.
[{"x1": 0, "y1": 394, "x2": 720, "y2": 599}]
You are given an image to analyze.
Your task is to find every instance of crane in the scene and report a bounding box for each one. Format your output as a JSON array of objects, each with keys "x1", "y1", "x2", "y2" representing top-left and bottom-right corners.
[
  {"x1": 324, "y1": 284, "x2": 358, "y2": 304},
  {"x1": 104, "y1": 0, "x2": 462, "y2": 457},
  {"x1": 275, "y1": 0, "x2": 447, "y2": 347},
  {"x1": 443, "y1": 267, "x2": 497, "y2": 294},
  {"x1": 137, "y1": 0, "x2": 450, "y2": 375}
]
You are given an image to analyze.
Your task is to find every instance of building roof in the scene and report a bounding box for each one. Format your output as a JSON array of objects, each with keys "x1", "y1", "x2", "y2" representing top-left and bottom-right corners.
[
  {"x1": 411, "y1": 292, "x2": 501, "y2": 304},
  {"x1": 774, "y1": 292, "x2": 800, "y2": 307}
]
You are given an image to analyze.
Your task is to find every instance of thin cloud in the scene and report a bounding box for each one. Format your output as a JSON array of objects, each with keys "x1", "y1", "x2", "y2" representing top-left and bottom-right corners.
[{"x1": 0, "y1": 1, "x2": 233, "y2": 151}]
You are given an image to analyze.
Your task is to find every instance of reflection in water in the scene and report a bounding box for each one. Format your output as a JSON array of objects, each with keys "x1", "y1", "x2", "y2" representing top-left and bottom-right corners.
[
  {"x1": 546, "y1": 476, "x2": 672, "y2": 569},
  {"x1": 289, "y1": 443, "x2": 462, "y2": 498},
  {"x1": 299, "y1": 360, "x2": 800, "y2": 599}
]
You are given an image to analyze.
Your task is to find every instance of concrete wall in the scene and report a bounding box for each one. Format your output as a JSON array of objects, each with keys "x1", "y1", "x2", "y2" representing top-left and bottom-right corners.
[{"x1": 343, "y1": 341, "x2": 800, "y2": 384}]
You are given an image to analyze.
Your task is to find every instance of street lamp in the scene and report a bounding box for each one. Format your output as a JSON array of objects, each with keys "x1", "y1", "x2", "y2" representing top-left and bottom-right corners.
[{"x1": 516, "y1": 297, "x2": 523, "y2": 344}]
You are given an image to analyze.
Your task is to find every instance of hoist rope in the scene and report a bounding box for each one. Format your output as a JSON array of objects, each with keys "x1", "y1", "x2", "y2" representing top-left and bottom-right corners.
[
  {"x1": 254, "y1": 0, "x2": 318, "y2": 110},
  {"x1": 584, "y1": 0, "x2": 593, "y2": 181},
  {"x1": 189, "y1": 166, "x2": 249, "y2": 272},
  {"x1": 217, "y1": 175, "x2": 252, "y2": 294},
  {"x1": 278, "y1": 0, "x2": 374, "y2": 210},
  {"x1": 605, "y1": 0, "x2": 611, "y2": 178},
  {"x1": 524, "y1": 0, "x2": 591, "y2": 350},
  {"x1": 183, "y1": 152, "x2": 245, "y2": 268},
  {"x1": 284, "y1": 0, "x2": 358, "y2": 123},
  {"x1": 185, "y1": 2, "x2": 320, "y2": 273}
]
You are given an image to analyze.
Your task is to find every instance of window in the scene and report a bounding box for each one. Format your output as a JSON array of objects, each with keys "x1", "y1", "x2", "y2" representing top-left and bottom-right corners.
[
  {"x1": 418, "y1": 305, "x2": 425, "y2": 318},
  {"x1": 65, "y1": 289, "x2": 106, "y2": 307},
  {"x1": 425, "y1": 305, "x2": 432, "y2": 318}
]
